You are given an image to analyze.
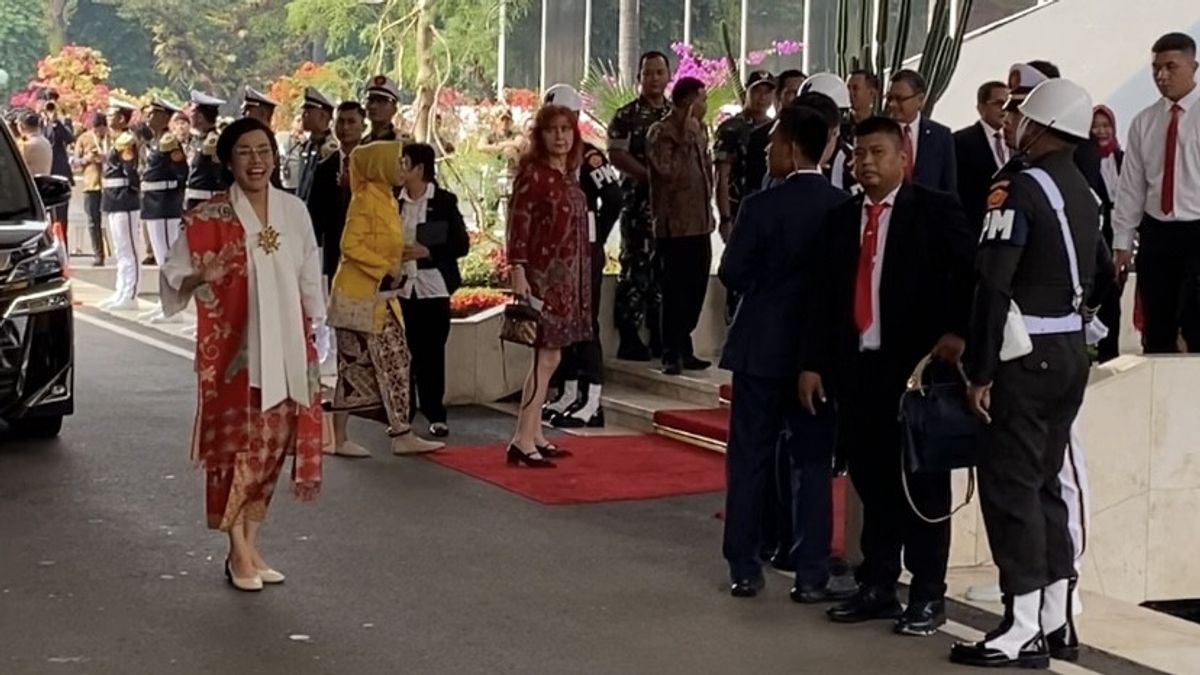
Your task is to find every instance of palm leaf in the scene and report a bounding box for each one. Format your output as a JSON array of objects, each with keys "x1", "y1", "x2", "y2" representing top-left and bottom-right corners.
[{"x1": 580, "y1": 60, "x2": 638, "y2": 131}]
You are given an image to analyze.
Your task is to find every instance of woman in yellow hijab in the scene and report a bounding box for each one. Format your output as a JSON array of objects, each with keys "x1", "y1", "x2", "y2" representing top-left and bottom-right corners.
[{"x1": 326, "y1": 140, "x2": 444, "y2": 457}]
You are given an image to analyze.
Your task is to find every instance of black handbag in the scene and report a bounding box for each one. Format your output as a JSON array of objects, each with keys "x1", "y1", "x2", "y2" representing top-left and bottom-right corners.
[{"x1": 897, "y1": 355, "x2": 981, "y2": 523}]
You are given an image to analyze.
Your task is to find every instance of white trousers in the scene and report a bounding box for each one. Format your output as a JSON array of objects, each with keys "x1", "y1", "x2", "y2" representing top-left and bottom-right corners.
[
  {"x1": 144, "y1": 218, "x2": 181, "y2": 268},
  {"x1": 1060, "y1": 421, "x2": 1090, "y2": 575},
  {"x1": 105, "y1": 211, "x2": 141, "y2": 303}
]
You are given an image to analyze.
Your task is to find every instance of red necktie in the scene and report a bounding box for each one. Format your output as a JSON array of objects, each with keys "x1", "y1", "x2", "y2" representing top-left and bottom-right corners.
[
  {"x1": 993, "y1": 131, "x2": 1006, "y2": 167},
  {"x1": 903, "y1": 125, "x2": 915, "y2": 180},
  {"x1": 855, "y1": 202, "x2": 889, "y2": 333},
  {"x1": 1162, "y1": 104, "x2": 1183, "y2": 215}
]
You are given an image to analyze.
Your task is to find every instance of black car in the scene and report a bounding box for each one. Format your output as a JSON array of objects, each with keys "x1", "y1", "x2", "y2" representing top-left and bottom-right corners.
[{"x1": 0, "y1": 116, "x2": 74, "y2": 437}]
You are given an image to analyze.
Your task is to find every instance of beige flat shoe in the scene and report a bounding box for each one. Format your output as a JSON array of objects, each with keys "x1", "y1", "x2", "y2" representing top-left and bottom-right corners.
[
  {"x1": 257, "y1": 568, "x2": 286, "y2": 584},
  {"x1": 391, "y1": 434, "x2": 444, "y2": 455},
  {"x1": 335, "y1": 441, "x2": 372, "y2": 458},
  {"x1": 225, "y1": 559, "x2": 263, "y2": 592}
]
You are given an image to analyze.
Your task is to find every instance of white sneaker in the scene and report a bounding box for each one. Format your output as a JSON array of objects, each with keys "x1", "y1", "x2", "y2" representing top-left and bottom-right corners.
[
  {"x1": 391, "y1": 434, "x2": 444, "y2": 455},
  {"x1": 106, "y1": 298, "x2": 141, "y2": 312},
  {"x1": 334, "y1": 441, "x2": 371, "y2": 458}
]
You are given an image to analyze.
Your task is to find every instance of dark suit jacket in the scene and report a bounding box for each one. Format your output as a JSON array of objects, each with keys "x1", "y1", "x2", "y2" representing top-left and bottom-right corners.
[
  {"x1": 802, "y1": 182, "x2": 976, "y2": 392},
  {"x1": 307, "y1": 151, "x2": 349, "y2": 276},
  {"x1": 719, "y1": 173, "x2": 850, "y2": 378},
  {"x1": 954, "y1": 121, "x2": 1003, "y2": 232},
  {"x1": 912, "y1": 117, "x2": 958, "y2": 195},
  {"x1": 414, "y1": 186, "x2": 471, "y2": 295}
]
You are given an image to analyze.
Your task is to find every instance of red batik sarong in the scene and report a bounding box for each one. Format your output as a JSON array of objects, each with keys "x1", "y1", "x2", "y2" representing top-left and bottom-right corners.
[{"x1": 184, "y1": 197, "x2": 323, "y2": 530}]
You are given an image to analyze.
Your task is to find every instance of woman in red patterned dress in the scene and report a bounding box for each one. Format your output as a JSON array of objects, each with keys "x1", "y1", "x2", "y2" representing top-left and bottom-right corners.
[{"x1": 505, "y1": 104, "x2": 592, "y2": 468}]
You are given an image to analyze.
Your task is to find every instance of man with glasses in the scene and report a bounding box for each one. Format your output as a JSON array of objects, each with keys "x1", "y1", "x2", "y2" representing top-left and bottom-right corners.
[
  {"x1": 955, "y1": 81, "x2": 1011, "y2": 232},
  {"x1": 885, "y1": 69, "x2": 957, "y2": 193}
]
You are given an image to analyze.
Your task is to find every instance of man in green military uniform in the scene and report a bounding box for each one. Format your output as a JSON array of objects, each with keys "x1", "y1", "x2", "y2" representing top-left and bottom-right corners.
[
  {"x1": 715, "y1": 70, "x2": 775, "y2": 242},
  {"x1": 608, "y1": 51, "x2": 672, "y2": 361}
]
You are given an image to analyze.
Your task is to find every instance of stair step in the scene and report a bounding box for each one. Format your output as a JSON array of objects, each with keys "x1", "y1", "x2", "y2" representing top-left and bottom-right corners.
[
  {"x1": 604, "y1": 358, "x2": 729, "y2": 408},
  {"x1": 598, "y1": 383, "x2": 709, "y2": 434},
  {"x1": 654, "y1": 407, "x2": 730, "y2": 453}
]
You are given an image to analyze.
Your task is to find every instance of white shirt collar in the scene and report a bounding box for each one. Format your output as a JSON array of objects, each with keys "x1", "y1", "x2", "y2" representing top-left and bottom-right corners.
[
  {"x1": 1167, "y1": 84, "x2": 1200, "y2": 112},
  {"x1": 866, "y1": 184, "x2": 902, "y2": 209},
  {"x1": 787, "y1": 168, "x2": 824, "y2": 178},
  {"x1": 980, "y1": 119, "x2": 1002, "y2": 138},
  {"x1": 401, "y1": 182, "x2": 435, "y2": 204},
  {"x1": 903, "y1": 112, "x2": 922, "y2": 132}
]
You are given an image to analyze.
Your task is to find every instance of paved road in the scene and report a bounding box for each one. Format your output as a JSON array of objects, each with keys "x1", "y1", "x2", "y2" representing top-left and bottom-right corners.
[{"x1": 0, "y1": 315, "x2": 1155, "y2": 675}]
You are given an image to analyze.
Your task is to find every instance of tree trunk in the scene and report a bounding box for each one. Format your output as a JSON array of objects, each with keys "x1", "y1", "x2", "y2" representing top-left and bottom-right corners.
[
  {"x1": 45, "y1": 0, "x2": 71, "y2": 53},
  {"x1": 413, "y1": 0, "x2": 436, "y2": 143},
  {"x1": 617, "y1": 0, "x2": 639, "y2": 85}
]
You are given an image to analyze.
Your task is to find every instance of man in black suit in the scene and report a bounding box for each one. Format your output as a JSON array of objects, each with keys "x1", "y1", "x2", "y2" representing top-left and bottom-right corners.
[
  {"x1": 308, "y1": 101, "x2": 366, "y2": 277},
  {"x1": 886, "y1": 69, "x2": 957, "y2": 194},
  {"x1": 955, "y1": 81, "x2": 1010, "y2": 231},
  {"x1": 719, "y1": 105, "x2": 851, "y2": 600},
  {"x1": 799, "y1": 117, "x2": 975, "y2": 636}
]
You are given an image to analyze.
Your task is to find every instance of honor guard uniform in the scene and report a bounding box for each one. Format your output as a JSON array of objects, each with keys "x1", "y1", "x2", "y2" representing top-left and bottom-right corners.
[
  {"x1": 241, "y1": 86, "x2": 278, "y2": 127},
  {"x1": 608, "y1": 87, "x2": 671, "y2": 360},
  {"x1": 186, "y1": 91, "x2": 228, "y2": 210},
  {"x1": 296, "y1": 87, "x2": 338, "y2": 203},
  {"x1": 363, "y1": 75, "x2": 407, "y2": 143},
  {"x1": 538, "y1": 85, "x2": 623, "y2": 428},
  {"x1": 954, "y1": 78, "x2": 1110, "y2": 670},
  {"x1": 99, "y1": 110, "x2": 142, "y2": 311},
  {"x1": 141, "y1": 98, "x2": 189, "y2": 268}
]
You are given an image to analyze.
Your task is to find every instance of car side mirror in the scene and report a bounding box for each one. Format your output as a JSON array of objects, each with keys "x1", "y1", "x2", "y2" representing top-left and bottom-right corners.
[{"x1": 34, "y1": 175, "x2": 72, "y2": 209}]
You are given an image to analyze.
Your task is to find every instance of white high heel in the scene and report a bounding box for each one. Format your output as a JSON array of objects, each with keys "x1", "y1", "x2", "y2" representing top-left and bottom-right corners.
[{"x1": 225, "y1": 559, "x2": 263, "y2": 592}]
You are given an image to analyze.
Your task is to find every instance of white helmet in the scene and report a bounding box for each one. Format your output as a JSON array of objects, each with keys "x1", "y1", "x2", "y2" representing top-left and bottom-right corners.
[
  {"x1": 543, "y1": 84, "x2": 583, "y2": 113},
  {"x1": 799, "y1": 73, "x2": 851, "y2": 109},
  {"x1": 1018, "y1": 78, "x2": 1093, "y2": 140}
]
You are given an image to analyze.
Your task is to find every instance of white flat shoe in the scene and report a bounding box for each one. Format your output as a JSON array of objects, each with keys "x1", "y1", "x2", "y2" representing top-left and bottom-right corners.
[
  {"x1": 257, "y1": 568, "x2": 285, "y2": 584},
  {"x1": 392, "y1": 434, "x2": 444, "y2": 455},
  {"x1": 149, "y1": 312, "x2": 182, "y2": 324},
  {"x1": 335, "y1": 441, "x2": 372, "y2": 458},
  {"x1": 225, "y1": 559, "x2": 263, "y2": 592},
  {"x1": 106, "y1": 299, "x2": 141, "y2": 312}
]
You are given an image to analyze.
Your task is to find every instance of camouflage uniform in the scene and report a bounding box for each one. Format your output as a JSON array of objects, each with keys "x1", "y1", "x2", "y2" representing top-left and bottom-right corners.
[
  {"x1": 608, "y1": 97, "x2": 671, "y2": 352},
  {"x1": 715, "y1": 112, "x2": 769, "y2": 324}
]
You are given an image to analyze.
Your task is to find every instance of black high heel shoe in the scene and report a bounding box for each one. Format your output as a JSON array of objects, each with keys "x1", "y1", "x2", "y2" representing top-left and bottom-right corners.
[
  {"x1": 507, "y1": 444, "x2": 556, "y2": 468},
  {"x1": 537, "y1": 442, "x2": 573, "y2": 459}
]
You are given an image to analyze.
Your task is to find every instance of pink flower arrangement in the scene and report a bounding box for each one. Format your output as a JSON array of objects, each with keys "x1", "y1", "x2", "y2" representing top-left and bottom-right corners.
[{"x1": 772, "y1": 39, "x2": 804, "y2": 56}]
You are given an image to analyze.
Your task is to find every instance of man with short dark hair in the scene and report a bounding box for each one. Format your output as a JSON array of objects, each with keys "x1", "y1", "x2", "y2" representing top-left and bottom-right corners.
[
  {"x1": 886, "y1": 69, "x2": 957, "y2": 193},
  {"x1": 99, "y1": 101, "x2": 142, "y2": 311},
  {"x1": 719, "y1": 104, "x2": 850, "y2": 599},
  {"x1": 848, "y1": 70, "x2": 879, "y2": 123},
  {"x1": 74, "y1": 113, "x2": 110, "y2": 265},
  {"x1": 311, "y1": 101, "x2": 367, "y2": 277},
  {"x1": 647, "y1": 77, "x2": 714, "y2": 376},
  {"x1": 745, "y1": 69, "x2": 807, "y2": 194},
  {"x1": 18, "y1": 114, "x2": 52, "y2": 175},
  {"x1": 801, "y1": 116, "x2": 975, "y2": 637},
  {"x1": 609, "y1": 50, "x2": 673, "y2": 361},
  {"x1": 40, "y1": 93, "x2": 74, "y2": 239},
  {"x1": 715, "y1": 70, "x2": 775, "y2": 241},
  {"x1": 1114, "y1": 31, "x2": 1200, "y2": 353},
  {"x1": 955, "y1": 81, "x2": 1010, "y2": 231}
]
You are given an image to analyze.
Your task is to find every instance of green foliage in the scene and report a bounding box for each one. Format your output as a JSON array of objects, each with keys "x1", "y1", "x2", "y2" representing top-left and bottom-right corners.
[
  {"x1": 580, "y1": 61, "x2": 638, "y2": 130},
  {"x1": 0, "y1": 0, "x2": 48, "y2": 95},
  {"x1": 68, "y1": 0, "x2": 162, "y2": 93}
]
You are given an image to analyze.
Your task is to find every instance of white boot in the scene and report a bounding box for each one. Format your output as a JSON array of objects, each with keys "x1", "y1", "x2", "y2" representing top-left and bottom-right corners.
[
  {"x1": 555, "y1": 384, "x2": 605, "y2": 428},
  {"x1": 543, "y1": 380, "x2": 578, "y2": 420},
  {"x1": 391, "y1": 433, "x2": 444, "y2": 455},
  {"x1": 1042, "y1": 578, "x2": 1079, "y2": 661},
  {"x1": 950, "y1": 591, "x2": 1049, "y2": 668}
]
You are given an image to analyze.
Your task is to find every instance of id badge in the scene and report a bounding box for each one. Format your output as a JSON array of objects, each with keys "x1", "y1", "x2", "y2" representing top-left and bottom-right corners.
[{"x1": 588, "y1": 212, "x2": 597, "y2": 243}]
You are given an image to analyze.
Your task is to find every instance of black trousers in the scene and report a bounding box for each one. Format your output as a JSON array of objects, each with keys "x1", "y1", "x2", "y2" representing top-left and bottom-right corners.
[
  {"x1": 723, "y1": 372, "x2": 836, "y2": 585},
  {"x1": 1136, "y1": 217, "x2": 1200, "y2": 353},
  {"x1": 656, "y1": 234, "x2": 711, "y2": 363},
  {"x1": 1097, "y1": 278, "x2": 1123, "y2": 362},
  {"x1": 399, "y1": 296, "x2": 451, "y2": 424},
  {"x1": 979, "y1": 334, "x2": 1086, "y2": 595},
  {"x1": 551, "y1": 243, "x2": 606, "y2": 388},
  {"x1": 84, "y1": 191, "x2": 104, "y2": 262},
  {"x1": 759, "y1": 434, "x2": 794, "y2": 561},
  {"x1": 844, "y1": 351, "x2": 951, "y2": 602}
]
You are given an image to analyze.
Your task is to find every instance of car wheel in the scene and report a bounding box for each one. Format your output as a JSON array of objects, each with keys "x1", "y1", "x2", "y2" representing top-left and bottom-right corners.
[{"x1": 7, "y1": 416, "x2": 64, "y2": 439}]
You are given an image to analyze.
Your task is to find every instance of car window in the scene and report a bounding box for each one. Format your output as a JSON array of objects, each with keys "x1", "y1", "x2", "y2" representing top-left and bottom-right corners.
[{"x1": 0, "y1": 122, "x2": 39, "y2": 222}]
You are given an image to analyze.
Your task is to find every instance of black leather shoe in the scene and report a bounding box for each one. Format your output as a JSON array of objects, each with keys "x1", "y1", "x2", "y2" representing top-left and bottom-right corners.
[
  {"x1": 730, "y1": 575, "x2": 765, "y2": 598},
  {"x1": 617, "y1": 341, "x2": 651, "y2": 361},
  {"x1": 1046, "y1": 624, "x2": 1079, "y2": 662},
  {"x1": 949, "y1": 634, "x2": 1050, "y2": 669},
  {"x1": 662, "y1": 359, "x2": 683, "y2": 376},
  {"x1": 682, "y1": 356, "x2": 712, "y2": 371},
  {"x1": 768, "y1": 552, "x2": 795, "y2": 573},
  {"x1": 827, "y1": 587, "x2": 903, "y2": 623},
  {"x1": 895, "y1": 599, "x2": 946, "y2": 636},
  {"x1": 791, "y1": 582, "x2": 858, "y2": 604}
]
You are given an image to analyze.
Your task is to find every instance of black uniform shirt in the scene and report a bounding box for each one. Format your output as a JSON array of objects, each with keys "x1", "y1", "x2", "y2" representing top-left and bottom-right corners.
[
  {"x1": 187, "y1": 129, "x2": 226, "y2": 194},
  {"x1": 580, "y1": 143, "x2": 622, "y2": 246},
  {"x1": 141, "y1": 132, "x2": 189, "y2": 219},
  {"x1": 965, "y1": 149, "x2": 1105, "y2": 385},
  {"x1": 297, "y1": 131, "x2": 339, "y2": 202},
  {"x1": 101, "y1": 143, "x2": 140, "y2": 213}
]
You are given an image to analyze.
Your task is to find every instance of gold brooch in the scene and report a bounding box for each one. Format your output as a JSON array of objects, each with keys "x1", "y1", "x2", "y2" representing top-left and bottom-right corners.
[{"x1": 257, "y1": 224, "x2": 281, "y2": 254}]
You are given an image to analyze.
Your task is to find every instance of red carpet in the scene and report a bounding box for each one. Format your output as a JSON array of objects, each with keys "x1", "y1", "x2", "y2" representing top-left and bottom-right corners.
[
  {"x1": 424, "y1": 434, "x2": 726, "y2": 505},
  {"x1": 654, "y1": 408, "x2": 731, "y2": 443},
  {"x1": 718, "y1": 383, "x2": 733, "y2": 403}
]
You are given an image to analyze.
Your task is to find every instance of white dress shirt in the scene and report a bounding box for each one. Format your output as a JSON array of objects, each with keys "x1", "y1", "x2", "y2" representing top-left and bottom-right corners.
[
  {"x1": 902, "y1": 113, "x2": 922, "y2": 166},
  {"x1": 981, "y1": 119, "x2": 1006, "y2": 169},
  {"x1": 1112, "y1": 84, "x2": 1200, "y2": 250},
  {"x1": 1100, "y1": 154, "x2": 1120, "y2": 205},
  {"x1": 859, "y1": 185, "x2": 902, "y2": 351},
  {"x1": 400, "y1": 182, "x2": 450, "y2": 299}
]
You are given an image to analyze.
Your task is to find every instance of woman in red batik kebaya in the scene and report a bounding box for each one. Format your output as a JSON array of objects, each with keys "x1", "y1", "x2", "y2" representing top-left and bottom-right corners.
[
  {"x1": 160, "y1": 118, "x2": 325, "y2": 592},
  {"x1": 504, "y1": 104, "x2": 592, "y2": 468}
]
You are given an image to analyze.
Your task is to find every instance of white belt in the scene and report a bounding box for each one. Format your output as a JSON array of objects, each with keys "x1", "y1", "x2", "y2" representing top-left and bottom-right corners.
[
  {"x1": 143, "y1": 180, "x2": 177, "y2": 191},
  {"x1": 102, "y1": 178, "x2": 130, "y2": 188},
  {"x1": 185, "y1": 188, "x2": 215, "y2": 200},
  {"x1": 1023, "y1": 314, "x2": 1083, "y2": 335}
]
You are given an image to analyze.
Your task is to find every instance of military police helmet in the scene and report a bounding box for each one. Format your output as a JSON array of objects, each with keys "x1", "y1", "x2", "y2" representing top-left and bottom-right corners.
[
  {"x1": 543, "y1": 84, "x2": 583, "y2": 113},
  {"x1": 800, "y1": 73, "x2": 851, "y2": 109},
  {"x1": 1018, "y1": 78, "x2": 1093, "y2": 140}
]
